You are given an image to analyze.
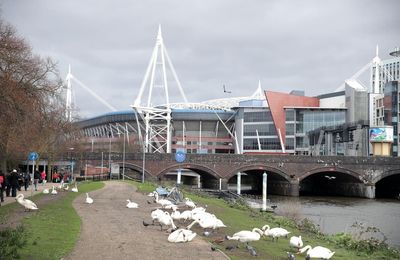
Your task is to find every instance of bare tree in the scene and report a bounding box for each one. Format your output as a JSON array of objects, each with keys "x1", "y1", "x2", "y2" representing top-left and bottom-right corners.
[{"x1": 0, "y1": 19, "x2": 72, "y2": 172}]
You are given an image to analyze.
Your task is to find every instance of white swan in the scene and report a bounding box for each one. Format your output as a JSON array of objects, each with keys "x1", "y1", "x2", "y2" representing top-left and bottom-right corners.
[
  {"x1": 85, "y1": 193, "x2": 93, "y2": 204},
  {"x1": 187, "y1": 214, "x2": 226, "y2": 231},
  {"x1": 158, "y1": 212, "x2": 177, "y2": 231},
  {"x1": 71, "y1": 183, "x2": 78, "y2": 193},
  {"x1": 289, "y1": 235, "x2": 303, "y2": 251},
  {"x1": 299, "y1": 245, "x2": 335, "y2": 259},
  {"x1": 226, "y1": 228, "x2": 264, "y2": 245},
  {"x1": 154, "y1": 192, "x2": 174, "y2": 208},
  {"x1": 58, "y1": 180, "x2": 64, "y2": 189},
  {"x1": 179, "y1": 210, "x2": 193, "y2": 222},
  {"x1": 151, "y1": 209, "x2": 165, "y2": 224},
  {"x1": 51, "y1": 186, "x2": 58, "y2": 195},
  {"x1": 164, "y1": 204, "x2": 178, "y2": 211},
  {"x1": 185, "y1": 198, "x2": 196, "y2": 208},
  {"x1": 168, "y1": 228, "x2": 197, "y2": 243},
  {"x1": 171, "y1": 209, "x2": 181, "y2": 220},
  {"x1": 126, "y1": 199, "x2": 139, "y2": 208},
  {"x1": 15, "y1": 194, "x2": 38, "y2": 211},
  {"x1": 262, "y1": 225, "x2": 290, "y2": 241},
  {"x1": 42, "y1": 189, "x2": 49, "y2": 194},
  {"x1": 63, "y1": 185, "x2": 69, "y2": 191}
]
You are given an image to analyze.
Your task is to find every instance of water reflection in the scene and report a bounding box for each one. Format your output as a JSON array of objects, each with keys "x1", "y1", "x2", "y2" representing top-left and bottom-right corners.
[{"x1": 268, "y1": 195, "x2": 400, "y2": 248}]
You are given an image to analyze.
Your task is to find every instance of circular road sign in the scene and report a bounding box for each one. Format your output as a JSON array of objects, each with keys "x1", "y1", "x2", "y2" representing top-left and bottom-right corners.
[
  {"x1": 28, "y1": 151, "x2": 39, "y2": 161},
  {"x1": 175, "y1": 151, "x2": 186, "y2": 163}
]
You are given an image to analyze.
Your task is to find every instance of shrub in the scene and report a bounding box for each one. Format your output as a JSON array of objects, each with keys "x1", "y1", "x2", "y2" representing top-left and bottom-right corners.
[{"x1": 0, "y1": 225, "x2": 27, "y2": 259}]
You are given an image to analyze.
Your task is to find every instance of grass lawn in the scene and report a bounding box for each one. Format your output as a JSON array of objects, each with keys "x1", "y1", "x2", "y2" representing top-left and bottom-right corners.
[
  {"x1": 17, "y1": 181, "x2": 105, "y2": 259},
  {"x1": 130, "y1": 180, "x2": 399, "y2": 260}
]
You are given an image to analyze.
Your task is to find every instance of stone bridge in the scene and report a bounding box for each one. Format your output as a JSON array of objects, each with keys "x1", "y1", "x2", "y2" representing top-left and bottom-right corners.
[{"x1": 80, "y1": 153, "x2": 400, "y2": 199}]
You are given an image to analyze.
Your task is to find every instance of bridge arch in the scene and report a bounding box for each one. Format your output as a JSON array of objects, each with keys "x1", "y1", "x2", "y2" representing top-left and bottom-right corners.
[
  {"x1": 157, "y1": 163, "x2": 220, "y2": 189},
  {"x1": 113, "y1": 162, "x2": 152, "y2": 180},
  {"x1": 226, "y1": 164, "x2": 292, "y2": 196},
  {"x1": 375, "y1": 170, "x2": 400, "y2": 199},
  {"x1": 299, "y1": 166, "x2": 372, "y2": 198}
]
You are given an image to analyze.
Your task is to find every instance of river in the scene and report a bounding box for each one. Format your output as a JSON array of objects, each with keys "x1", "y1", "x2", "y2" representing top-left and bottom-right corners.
[{"x1": 267, "y1": 195, "x2": 400, "y2": 248}]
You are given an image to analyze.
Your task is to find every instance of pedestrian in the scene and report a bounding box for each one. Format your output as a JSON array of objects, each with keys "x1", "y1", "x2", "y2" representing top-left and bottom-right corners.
[
  {"x1": 41, "y1": 170, "x2": 46, "y2": 185},
  {"x1": 5, "y1": 172, "x2": 11, "y2": 197},
  {"x1": 33, "y1": 168, "x2": 40, "y2": 191},
  {"x1": 23, "y1": 172, "x2": 31, "y2": 191},
  {"x1": 0, "y1": 170, "x2": 5, "y2": 203},
  {"x1": 10, "y1": 169, "x2": 20, "y2": 197}
]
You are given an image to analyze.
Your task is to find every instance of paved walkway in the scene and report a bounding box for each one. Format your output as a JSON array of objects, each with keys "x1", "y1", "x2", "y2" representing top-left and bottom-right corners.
[
  {"x1": 1, "y1": 181, "x2": 64, "y2": 206},
  {"x1": 65, "y1": 181, "x2": 227, "y2": 260}
]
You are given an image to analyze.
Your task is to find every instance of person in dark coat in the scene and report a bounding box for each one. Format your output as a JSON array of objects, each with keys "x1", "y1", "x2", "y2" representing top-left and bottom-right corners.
[
  {"x1": 23, "y1": 172, "x2": 31, "y2": 191},
  {"x1": 5, "y1": 172, "x2": 11, "y2": 197},
  {"x1": 33, "y1": 169, "x2": 41, "y2": 191},
  {"x1": 10, "y1": 169, "x2": 20, "y2": 197}
]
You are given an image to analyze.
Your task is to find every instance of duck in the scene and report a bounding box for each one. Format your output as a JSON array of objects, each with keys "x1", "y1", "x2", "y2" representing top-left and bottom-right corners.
[
  {"x1": 15, "y1": 194, "x2": 38, "y2": 211},
  {"x1": 168, "y1": 228, "x2": 197, "y2": 243},
  {"x1": 299, "y1": 245, "x2": 335, "y2": 259},
  {"x1": 289, "y1": 235, "x2": 303, "y2": 251},
  {"x1": 185, "y1": 198, "x2": 196, "y2": 208},
  {"x1": 71, "y1": 183, "x2": 78, "y2": 192},
  {"x1": 226, "y1": 228, "x2": 264, "y2": 246},
  {"x1": 262, "y1": 225, "x2": 290, "y2": 241},
  {"x1": 126, "y1": 199, "x2": 139, "y2": 208},
  {"x1": 154, "y1": 192, "x2": 174, "y2": 208},
  {"x1": 51, "y1": 186, "x2": 58, "y2": 195},
  {"x1": 42, "y1": 188, "x2": 49, "y2": 194},
  {"x1": 85, "y1": 193, "x2": 93, "y2": 204}
]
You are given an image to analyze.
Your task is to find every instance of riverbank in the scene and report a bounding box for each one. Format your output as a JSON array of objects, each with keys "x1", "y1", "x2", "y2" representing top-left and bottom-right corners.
[{"x1": 131, "y1": 180, "x2": 399, "y2": 259}]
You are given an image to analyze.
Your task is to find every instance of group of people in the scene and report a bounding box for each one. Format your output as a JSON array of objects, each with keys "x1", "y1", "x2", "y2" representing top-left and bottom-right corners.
[{"x1": 0, "y1": 168, "x2": 47, "y2": 204}]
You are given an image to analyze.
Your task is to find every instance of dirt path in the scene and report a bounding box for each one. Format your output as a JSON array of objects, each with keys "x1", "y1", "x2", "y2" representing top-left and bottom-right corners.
[{"x1": 65, "y1": 181, "x2": 227, "y2": 260}]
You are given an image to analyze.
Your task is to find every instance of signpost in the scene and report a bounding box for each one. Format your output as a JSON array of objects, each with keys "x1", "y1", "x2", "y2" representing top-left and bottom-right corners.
[
  {"x1": 175, "y1": 151, "x2": 186, "y2": 185},
  {"x1": 28, "y1": 152, "x2": 38, "y2": 196}
]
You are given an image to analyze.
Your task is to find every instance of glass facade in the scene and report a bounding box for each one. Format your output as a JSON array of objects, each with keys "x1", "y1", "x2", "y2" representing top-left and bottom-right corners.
[{"x1": 383, "y1": 81, "x2": 399, "y2": 156}]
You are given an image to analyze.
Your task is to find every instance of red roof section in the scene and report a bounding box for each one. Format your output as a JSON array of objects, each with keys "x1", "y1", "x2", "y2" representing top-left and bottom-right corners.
[{"x1": 265, "y1": 91, "x2": 319, "y2": 143}]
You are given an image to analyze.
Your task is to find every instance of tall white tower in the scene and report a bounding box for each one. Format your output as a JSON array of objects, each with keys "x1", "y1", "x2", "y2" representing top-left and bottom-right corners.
[
  {"x1": 132, "y1": 26, "x2": 188, "y2": 153},
  {"x1": 371, "y1": 45, "x2": 382, "y2": 94}
]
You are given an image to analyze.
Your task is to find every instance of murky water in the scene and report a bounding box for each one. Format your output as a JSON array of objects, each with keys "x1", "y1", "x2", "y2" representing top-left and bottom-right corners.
[{"x1": 267, "y1": 196, "x2": 400, "y2": 248}]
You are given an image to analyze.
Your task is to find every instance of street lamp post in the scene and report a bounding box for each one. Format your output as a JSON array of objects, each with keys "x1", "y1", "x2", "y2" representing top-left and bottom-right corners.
[
  {"x1": 142, "y1": 143, "x2": 146, "y2": 183},
  {"x1": 122, "y1": 131, "x2": 126, "y2": 180}
]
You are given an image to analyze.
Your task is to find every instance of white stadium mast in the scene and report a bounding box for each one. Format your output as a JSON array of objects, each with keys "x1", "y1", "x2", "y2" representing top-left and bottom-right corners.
[{"x1": 132, "y1": 25, "x2": 188, "y2": 154}]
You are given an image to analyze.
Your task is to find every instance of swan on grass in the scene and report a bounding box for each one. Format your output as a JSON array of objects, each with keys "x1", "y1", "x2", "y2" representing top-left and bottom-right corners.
[
  {"x1": 289, "y1": 235, "x2": 303, "y2": 251},
  {"x1": 226, "y1": 228, "x2": 264, "y2": 246},
  {"x1": 85, "y1": 193, "x2": 93, "y2": 204},
  {"x1": 42, "y1": 188, "x2": 49, "y2": 194},
  {"x1": 71, "y1": 183, "x2": 78, "y2": 193},
  {"x1": 16, "y1": 194, "x2": 38, "y2": 211},
  {"x1": 51, "y1": 186, "x2": 58, "y2": 195},
  {"x1": 126, "y1": 199, "x2": 139, "y2": 208},
  {"x1": 262, "y1": 225, "x2": 290, "y2": 241},
  {"x1": 299, "y1": 245, "x2": 335, "y2": 260},
  {"x1": 168, "y1": 228, "x2": 197, "y2": 243},
  {"x1": 187, "y1": 214, "x2": 226, "y2": 232}
]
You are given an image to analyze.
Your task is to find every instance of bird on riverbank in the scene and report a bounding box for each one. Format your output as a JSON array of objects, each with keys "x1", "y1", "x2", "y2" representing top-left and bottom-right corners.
[
  {"x1": 51, "y1": 186, "x2": 58, "y2": 195},
  {"x1": 42, "y1": 188, "x2": 49, "y2": 194},
  {"x1": 15, "y1": 194, "x2": 38, "y2": 211},
  {"x1": 299, "y1": 245, "x2": 335, "y2": 259},
  {"x1": 185, "y1": 198, "x2": 196, "y2": 208},
  {"x1": 71, "y1": 183, "x2": 78, "y2": 192},
  {"x1": 167, "y1": 228, "x2": 197, "y2": 243},
  {"x1": 85, "y1": 193, "x2": 93, "y2": 204},
  {"x1": 126, "y1": 199, "x2": 138, "y2": 208},
  {"x1": 289, "y1": 235, "x2": 303, "y2": 251},
  {"x1": 262, "y1": 225, "x2": 290, "y2": 241}
]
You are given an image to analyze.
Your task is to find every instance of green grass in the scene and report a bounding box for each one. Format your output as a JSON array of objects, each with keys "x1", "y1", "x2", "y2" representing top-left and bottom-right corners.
[
  {"x1": 130, "y1": 180, "x2": 400, "y2": 259},
  {"x1": 18, "y1": 182, "x2": 105, "y2": 260}
]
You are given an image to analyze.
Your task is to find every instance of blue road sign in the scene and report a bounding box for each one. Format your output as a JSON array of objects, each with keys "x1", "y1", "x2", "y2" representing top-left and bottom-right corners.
[
  {"x1": 175, "y1": 151, "x2": 186, "y2": 163},
  {"x1": 28, "y1": 151, "x2": 38, "y2": 161}
]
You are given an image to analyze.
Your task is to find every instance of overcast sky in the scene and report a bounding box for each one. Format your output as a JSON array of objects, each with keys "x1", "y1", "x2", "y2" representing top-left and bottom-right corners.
[{"x1": 2, "y1": 0, "x2": 400, "y2": 118}]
